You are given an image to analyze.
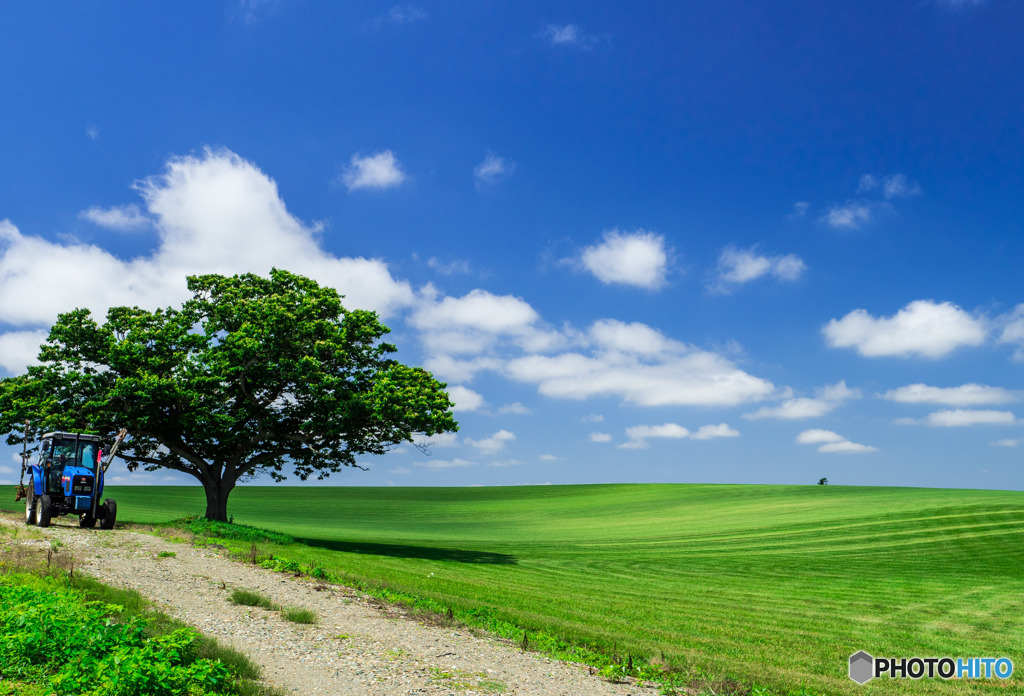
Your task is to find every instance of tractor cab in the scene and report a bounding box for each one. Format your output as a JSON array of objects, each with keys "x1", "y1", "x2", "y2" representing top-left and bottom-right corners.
[
  {"x1": 38, "y1": 433, "x2": 101, "y2": 497},
  {"x1": 24, "y1": 431, "x2": 117, "y2": 529}
]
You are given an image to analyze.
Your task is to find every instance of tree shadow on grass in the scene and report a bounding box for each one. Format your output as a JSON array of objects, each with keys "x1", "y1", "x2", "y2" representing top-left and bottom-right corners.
[{"x1": 297, "y1": 537, "x2": 518, "y2": 565}]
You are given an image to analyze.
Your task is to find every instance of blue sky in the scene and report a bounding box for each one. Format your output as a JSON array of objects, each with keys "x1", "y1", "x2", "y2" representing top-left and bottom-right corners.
[{"x1": 2, "y1": 1, "x2": 1023, "y2": 490}]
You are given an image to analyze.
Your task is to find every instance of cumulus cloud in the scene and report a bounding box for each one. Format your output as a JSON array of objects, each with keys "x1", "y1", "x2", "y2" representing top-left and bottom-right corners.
[
  {"x1": 709, "y1": 246, "x2": 805, "y2": 294},
  {"x1": 539, "y1": 454, "x2": 562, "y2": 461},
  {"x1": 411, "y1": 288, "x2": 563, "y2": 358},
  {"x1": 79, "y1": 204, "x2": 151, "y2": 231},
  {"x1": 506, "y1": 319, "x2": 774, "y2": 407},
  {"x1": 411, "y1": 432, "x2": 458, "y2": 449},
  {"x1": 821, "y1": 201, "x2": 875, "y2": 229},
  {"x1": 857, "y1": 173, "x2": 921, "y2": 199},
  {"x1": 589, "y1": 432, "x2": 612, "y2": 443},
  {"x1": 0, "y1": 329, "x2": 46, "y2": 374},
  {"x1": 881, "y1": 383, "x2": 1017, "y2": 406},
  {"x1": 621, "y1": 423, "x2": 690, "y2": 449},
  {"x1": 691, "y1": 423, "x2": 741, "y2": 440},
  {"x1": 474, "y1": 153, "x2": 514, "y2": 185},
  {"x1": 998, "y1": 304, "x2": 1024, "y2": 361},
  {"x1": 0, "y1": 149, "x2": 416, "y2": 374},
  {"x1": 990, "y1": 438, "x2": 1019, "y2": 447},
  {"x1": 796, "y1": 429, "x2": 876, "y2": 453},
  {"x1": 744, "y1": 380, "x2": 860, "y2": 420},
  {"x1": 579, "y1": 229, "x2": 670, "y2": 290},
  {"x1": 447, "y1": 385, "x2": 485, "y2": 412},
  {"x1": 497, "y1": 402, "x2": 530, "y2": 415},
  {"x1": 339, "y1": 150, "x2": 406, "y2": 191},
  {"x1": 823, "y1": 300, "x2": 987, "y2": 358},
  {"x1": 541, "y1": 24, "x2": 600, "y2": 48},
  {"x1": 465, "y1": 429, "x2": 515, "y2": 455},
  {"x1": 426, "y1": 257, "x2": 472, "y2": 276},
  {"x1": 414, "y1": 458, "x2": 476, "y2": 470},
  {"x1": 921, "y1": 409, "x2": 1016, "y2": 427}
]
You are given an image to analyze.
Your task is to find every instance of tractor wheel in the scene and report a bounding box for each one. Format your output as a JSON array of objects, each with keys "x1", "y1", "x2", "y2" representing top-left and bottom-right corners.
[
  {"x1": 100, "y1": 499, "x2": 117, "y2": 530},
  {"x1": 79, "y1": 513, "x2": 96, "y2": 529},
  {"x1": 37, "y1": 495, "x2": 53, "y2": 528},
  {"x1": 24, "y1": 488, "x2": 36, "y2": 525}
]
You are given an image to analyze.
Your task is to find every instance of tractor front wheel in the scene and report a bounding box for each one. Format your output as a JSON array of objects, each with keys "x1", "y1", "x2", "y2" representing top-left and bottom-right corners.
[
  {"x1": 100, "y1": 499, "x2": 117, "y2": 530},
  {"x1": 24, "y1": 489, "x2": 36, "y2": 525},
  {"x1": 37, "y1": 495, "x2": 53, "y2": 528}
]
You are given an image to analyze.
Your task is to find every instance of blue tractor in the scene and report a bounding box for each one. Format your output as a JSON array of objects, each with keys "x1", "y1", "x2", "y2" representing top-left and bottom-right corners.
[{"x1": 22, "y1": 430, "x2": 124, "y2": 529}]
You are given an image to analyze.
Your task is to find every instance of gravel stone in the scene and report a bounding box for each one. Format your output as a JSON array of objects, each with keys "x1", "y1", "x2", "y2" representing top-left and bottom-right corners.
[{"x1": 1, "y1": 515, "x2": 648, "y2": 695}]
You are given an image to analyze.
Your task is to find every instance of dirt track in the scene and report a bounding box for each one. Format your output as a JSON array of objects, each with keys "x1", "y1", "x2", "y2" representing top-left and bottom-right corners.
[{"x1": 1, "y1": 514, "x2": 647, "y2": 696}]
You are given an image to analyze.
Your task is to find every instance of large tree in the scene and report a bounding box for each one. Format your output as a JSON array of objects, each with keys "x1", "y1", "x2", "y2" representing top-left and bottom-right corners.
[{"x1": 0, "y1": 269, "x2": 457, "y2": 520}]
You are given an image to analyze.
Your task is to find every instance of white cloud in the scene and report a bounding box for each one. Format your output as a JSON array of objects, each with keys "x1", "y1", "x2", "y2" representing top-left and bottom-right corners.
[
  {"x1": 582, "y1": 413, "x2": 604, "y2": 422},
  {"x1": 858, "y1": 173, "x2": 920, "y2": 199},
  {"x1": 78, "y1": 204, "x2": 151, "y2": 231},
  {"x1": 415, "y1": 458, "x2": 476, "y2": 470},
  {"x1": 923, "y1": 409, "x2": 1017, "y2": 427},
  {"x1": 821, "y1": 201, "x2": 875, "y2": 229},
  {"x1": 692, "y1": 423, "x2": 740, "y2": 440},
  {"x1": 882, "y1": 174, "x2": 921, "y2": 199},
  {"x1": 790, "y1": 201, "x2": 810, "y2": 218},
  {"x1": 497, "y1": 402, "x2": 530, "y2": 415},
  {"x1": 709, "y1": 246, "x2": 805, "y2": 294},
  {"x1": 465, "y1": 429, "x2": 515, "y2": 455},
  {"x1": 422, "y1": 355, "x2": 504, "y2": 383},
  {"x1": 823, "y1": 300, "x2": 987, "y2": 358},
  {"x1": 447, "y1": 385, "x2": 485, "y2": 412},
  {"x1": 389, "y1": 465, "x2": 412, "y2": 475},
  {"x1": 990, "y1": 439, "x2": 1019, "y2": 447},
  {"x1": 539, "y1": 454, "x2": 562, "y2": 461},
  {"x1": 589, "y1": 432, "x2": 612, "y2": 443},
  {"x1": 796, "y1": 429, "x2": 876, "y2": 453},
  {"x1": 541, "y1": 24, "x2": 600, "y2": 48},
  {"x1": 881, "y1": 383, "x2": 1017, "y2": 406},
  {"x1": 818, "y1": 441, "x2": 878, "y2": 454},
  {"x1": 0, "y1": 150, "x2": 415, "y2": 359},
  {"x1": 507, "y1": 323, "x2": 774, "y2": 407},
  {"x1": 411, "y1": 432, "x2": 459, "y2": 449},
  {"x1": 411, "y1": 288, "x2": 563, "y2": 358},
  {"x1": 998, "y1": 304, "x2": 1024, "y2": 361},
  {"x1": 474, "y1": 153, "x2": 514, "y2": 185},
  {"x1": 340, "y1": 150, "x2": 406, "y2": 191},
  {"x1": 0, "y1": 329, "x2": 46, "y2": 374},
  {"x1": 744, "y1": 380, "x2": 860, "y2": 420},
  {"x1": 857, "y1": 174, "x2": 879, "y2": 193},
  {"x1": 796, "y1": 429, "x2": 846, "y2": 445},
  {"x1": 621, "y1": 423, "x2": 690, "y2": 449},
  {"x1": 86, "y1": 124, "x2": 100, "y2": 141},
  {"x1": 426, "y1": 257, "x2": 472, "y2": 276},
  {"x1": 579, "y1": 229, "x2": 670, "y2": 290}
]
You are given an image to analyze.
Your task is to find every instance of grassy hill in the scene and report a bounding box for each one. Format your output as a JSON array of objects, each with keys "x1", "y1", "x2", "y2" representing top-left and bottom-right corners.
[{"x1": 7, "y1": 483, "x2": 1022, "y2": 695}]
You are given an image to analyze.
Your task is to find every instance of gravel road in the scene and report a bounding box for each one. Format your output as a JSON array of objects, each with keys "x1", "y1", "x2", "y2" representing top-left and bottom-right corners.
[{"x1": 1, "y1": 514, "x2": 648, "y2": 696}]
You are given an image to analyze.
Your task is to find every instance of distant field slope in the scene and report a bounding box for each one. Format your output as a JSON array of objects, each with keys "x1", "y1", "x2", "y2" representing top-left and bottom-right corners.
[{"x1": 9, "y1": 483, "x2": 1021, "y2": 695}]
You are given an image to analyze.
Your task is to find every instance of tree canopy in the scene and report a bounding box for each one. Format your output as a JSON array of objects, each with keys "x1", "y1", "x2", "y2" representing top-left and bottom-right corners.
[{"x1": 0, "y1": 269, "x2": 458, "y2": 520}]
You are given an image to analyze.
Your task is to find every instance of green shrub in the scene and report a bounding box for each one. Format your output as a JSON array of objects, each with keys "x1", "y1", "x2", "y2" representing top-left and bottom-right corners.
[
  {"x1": 281, "y1": 606, "x2": 316, "y2": 624},
  {"x1": 229, "y1": 588, "x2": 279, "y2": 611}
]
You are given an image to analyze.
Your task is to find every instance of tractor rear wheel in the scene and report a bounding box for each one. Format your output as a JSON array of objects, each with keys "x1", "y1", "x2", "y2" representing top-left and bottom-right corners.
[
  {"x1": 100, "y1": 499, "x2": 117, "y2": 530},
  {"x1": 80, "y1": 513, "x2": 96, "y2": 528},
  {"x1": 24, "y1": 489, "x2": 36, "y2": 525},
  {"x1": 37, "y1": 495, "x2": 53, "y2": 528}
]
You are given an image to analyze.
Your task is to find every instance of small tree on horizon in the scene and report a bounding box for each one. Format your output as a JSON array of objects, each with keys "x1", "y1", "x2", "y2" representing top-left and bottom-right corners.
[
  {"x1": 818, "y1": 477, "x2": 828, "y2": 485},
  {"x1": 0, "y1": 269, "x2": 458, "y2": 521}
]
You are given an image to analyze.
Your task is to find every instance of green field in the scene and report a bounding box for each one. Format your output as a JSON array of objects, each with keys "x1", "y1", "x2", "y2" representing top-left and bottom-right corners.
[{"x1": 6, "y1": 483, "x2": 1022, "y2": 695}]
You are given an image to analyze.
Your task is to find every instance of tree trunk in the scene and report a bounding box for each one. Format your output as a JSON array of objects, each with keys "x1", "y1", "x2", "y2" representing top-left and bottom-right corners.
[{"x1": 203, "y1": 477, "x2": 235, "y2": 522}]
